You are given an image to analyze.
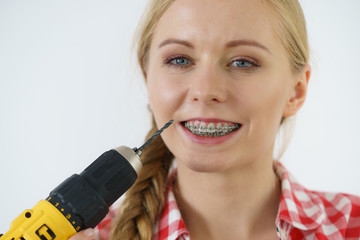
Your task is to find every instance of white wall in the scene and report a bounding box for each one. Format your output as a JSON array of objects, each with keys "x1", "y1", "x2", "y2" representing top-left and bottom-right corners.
[
  {"x1": 283, "y1": 0, "x2": 360, "y2": 196},
  {"x1": 0, "y1": 0, "x2": 359, "y2": 233}
]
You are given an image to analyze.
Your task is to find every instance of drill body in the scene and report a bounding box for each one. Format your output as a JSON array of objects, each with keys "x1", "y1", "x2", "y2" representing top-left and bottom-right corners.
[{"x1": 1, "y1": 200, "x2": 76, "y2": 240}]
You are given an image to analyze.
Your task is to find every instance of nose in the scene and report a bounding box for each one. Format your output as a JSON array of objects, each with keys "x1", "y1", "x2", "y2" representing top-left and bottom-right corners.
[{"x1": 188, "y1": 66, "x2": 227, "y2": 104}]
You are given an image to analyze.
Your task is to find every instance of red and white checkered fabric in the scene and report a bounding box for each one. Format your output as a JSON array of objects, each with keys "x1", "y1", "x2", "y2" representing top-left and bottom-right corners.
[
  {"x1": 274, "y1": 162, "x2": 360, "y2": 239},
  {"x1": 96, "y1": 162, "x2": 360, "y2": 240}
]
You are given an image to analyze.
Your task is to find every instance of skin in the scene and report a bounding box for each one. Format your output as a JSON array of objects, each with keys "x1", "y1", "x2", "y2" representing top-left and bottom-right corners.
[
  {"x1": 146, "y1": 0, "x2": 310, "y2": 239},
  {"x1": 70, "y1": 0, "x2": 310, "y2": 239},
  {"x1": 68, "y1": 228, "x2": 94, "y2": 240}
]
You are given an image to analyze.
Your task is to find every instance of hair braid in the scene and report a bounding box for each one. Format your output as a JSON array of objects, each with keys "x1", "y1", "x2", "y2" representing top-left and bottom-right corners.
[{"x1": 111, "y1": 119, "x2": 174, "y2": 240}]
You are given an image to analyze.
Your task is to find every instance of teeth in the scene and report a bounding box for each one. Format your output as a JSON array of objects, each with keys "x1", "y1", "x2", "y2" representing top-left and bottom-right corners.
[
  {"x1": 223, "y1": 123, "x2": 229, "y2": 133},
  {"x1": 207, "y1": 123, "x2": 215, "y2": 133},
  {"x1": 199, "y1": 122, "x2": 206, "y2": 132},
  {"x1": 193, "y1": 121, "x2": 199, "y2": 130},
  {"x1": 183, "y1": 121, "x2": 240, "y2": 137}
]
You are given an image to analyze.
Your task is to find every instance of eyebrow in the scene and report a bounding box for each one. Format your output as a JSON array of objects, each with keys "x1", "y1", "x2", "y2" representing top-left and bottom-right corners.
[
  {"x1": 226, "y1": 40, "x2": 271, "y2": 54},
  {"x1": 158, "y1": 38, "x2": 194, "y2": 49},
  {"x1": 158, "y1": 38, "x2": 270, "y2": 54}
]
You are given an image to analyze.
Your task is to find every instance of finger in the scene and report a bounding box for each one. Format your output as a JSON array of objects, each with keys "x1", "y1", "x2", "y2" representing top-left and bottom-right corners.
[{"x1": 68, "y1": 229, "x2": 95, "y2": 240}]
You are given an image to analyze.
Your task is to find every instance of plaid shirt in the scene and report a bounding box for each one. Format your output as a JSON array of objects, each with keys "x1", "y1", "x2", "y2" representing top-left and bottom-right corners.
[{"x1": 95, "y1": 162, "x2": 360, "y2": 240}]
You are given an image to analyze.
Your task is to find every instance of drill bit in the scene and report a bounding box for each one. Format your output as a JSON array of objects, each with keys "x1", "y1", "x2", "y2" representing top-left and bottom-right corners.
[{"x1": 134, "y1": 119, "x2": 174, "y2": 156}]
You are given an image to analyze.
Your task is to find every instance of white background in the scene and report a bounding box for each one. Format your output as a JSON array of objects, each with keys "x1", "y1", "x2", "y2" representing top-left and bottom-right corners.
[{"x1": 0, "y1": 0, "x2": 359, "y2": 233}]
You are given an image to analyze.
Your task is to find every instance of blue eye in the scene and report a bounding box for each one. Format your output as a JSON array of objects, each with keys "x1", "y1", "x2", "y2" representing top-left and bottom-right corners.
[
  {"x1": 231, "y1": 59, "x2": 252, "y2": 68},
  {"x1": 164, "y1": 55, "x2": 194, "y2": 70},
  {"x1": 171, "y1": 57, "x2": 190, "y2": 65},
  {"x1": 228, "y1": 58, "x2": 260, "y2": 73}
]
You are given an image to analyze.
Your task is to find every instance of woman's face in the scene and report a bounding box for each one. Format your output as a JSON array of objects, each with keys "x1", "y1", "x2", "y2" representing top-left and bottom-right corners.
[{"x1": 146, "y1": 0, "x2": 306, "y2": 172}]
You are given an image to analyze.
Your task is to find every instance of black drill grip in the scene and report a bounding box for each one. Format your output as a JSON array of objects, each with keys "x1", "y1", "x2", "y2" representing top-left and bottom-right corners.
[{"x1": 47, "y1": 149, "x2": 138, "y2": 230}]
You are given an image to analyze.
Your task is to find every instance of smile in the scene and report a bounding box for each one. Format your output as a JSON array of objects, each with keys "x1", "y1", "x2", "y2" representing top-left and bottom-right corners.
[{"x1": 182, "y1": 120, "x2": 241, "y2": 137}]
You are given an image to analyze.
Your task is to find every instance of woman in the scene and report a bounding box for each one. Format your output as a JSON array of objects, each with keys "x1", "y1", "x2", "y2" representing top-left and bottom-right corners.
[{"x1": 71, "y1": 0, "x2": 360, "y2": 239}]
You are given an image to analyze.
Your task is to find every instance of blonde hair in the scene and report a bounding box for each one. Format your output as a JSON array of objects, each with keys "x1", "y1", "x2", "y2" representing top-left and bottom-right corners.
[
  {"x1": 261, "y1": 0, "x2": 309, "y2": 159},
  {"x1": 111, "y1": 0, "x2": 309, "y2": 239}
]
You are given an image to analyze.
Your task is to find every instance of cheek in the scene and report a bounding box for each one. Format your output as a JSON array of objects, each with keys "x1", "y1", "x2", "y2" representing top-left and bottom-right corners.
[
  {"x1": 146, "y1": 71, "x2": 187, "y2": 155},
  {"x1": 146, "y1": 69, "x2": 185, "y2": 123},
  {"x1": 239, "y1": 76, "x2": 291, "y2": 127}
]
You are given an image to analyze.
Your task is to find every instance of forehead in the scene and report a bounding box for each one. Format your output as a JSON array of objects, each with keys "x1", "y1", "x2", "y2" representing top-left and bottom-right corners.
[{"x1": 152, "y1": 0, "x2": 281, "y2": 49}]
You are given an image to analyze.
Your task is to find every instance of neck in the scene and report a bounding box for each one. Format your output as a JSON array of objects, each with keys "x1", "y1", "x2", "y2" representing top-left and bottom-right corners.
[{"x1": 174, "y1": 158, "x2": 281, "y2": 240}]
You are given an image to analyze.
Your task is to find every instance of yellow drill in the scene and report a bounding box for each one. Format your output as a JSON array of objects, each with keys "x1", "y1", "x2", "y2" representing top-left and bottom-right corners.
[{"x1": 0, "y1": 120, "x2": 173, "y2": 240}]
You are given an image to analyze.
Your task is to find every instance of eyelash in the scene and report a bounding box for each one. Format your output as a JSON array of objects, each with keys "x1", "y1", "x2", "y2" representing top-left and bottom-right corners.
[
  {"x1": 164, "y1": 55, "x2": 194, "y2": 70},
  {"x1": 228, "y1": 58, "x2": 260, "y2": 72},
  {"x1": 163, "y1": 55, "x2": 261, "y2": 72}
]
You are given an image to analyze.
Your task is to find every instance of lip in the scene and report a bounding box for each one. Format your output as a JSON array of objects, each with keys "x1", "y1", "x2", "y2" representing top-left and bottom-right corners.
[{"x1": 178, "y1": 118, "x2": 242, "y2": 145}]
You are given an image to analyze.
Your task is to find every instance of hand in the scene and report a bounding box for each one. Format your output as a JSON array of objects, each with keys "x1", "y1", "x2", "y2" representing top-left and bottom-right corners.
[{"x1": 68, "y1": 229, "x2": 95, "y2": 240}]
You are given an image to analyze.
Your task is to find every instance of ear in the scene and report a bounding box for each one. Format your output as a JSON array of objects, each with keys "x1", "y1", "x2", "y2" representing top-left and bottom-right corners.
[
  {"x1": 283, "y1": 64, "x2": 311, "y2": 117},
  {"x1": 145, "y1": 79, "x2": 153, "y2": 112},
  {"x1": 147, "y1": 102, "x2": 153, "y2": 112}
]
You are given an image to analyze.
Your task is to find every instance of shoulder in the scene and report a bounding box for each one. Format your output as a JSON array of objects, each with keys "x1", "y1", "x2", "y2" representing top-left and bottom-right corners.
[
  {"x1": 311, "y1": 190, "x2": 360, "y2": 236},
  {"x1": 274, "y1": 161, "x2": 360, "y2": 238}
]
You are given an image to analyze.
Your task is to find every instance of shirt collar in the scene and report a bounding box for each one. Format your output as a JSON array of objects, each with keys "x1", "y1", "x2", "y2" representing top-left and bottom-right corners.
[
  {"x1": 155, "y1": 161, "x2": 326, "y2": 240},
  {"x1": 153, "y1": 171, "x2": 189, "y2": 240},
  {"x1": 274, "y1": 161, "x2": 326, "y2": 231}
]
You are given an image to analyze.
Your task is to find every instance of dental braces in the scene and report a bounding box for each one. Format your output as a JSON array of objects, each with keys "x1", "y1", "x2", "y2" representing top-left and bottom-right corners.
[{"x1": 184, "y1": 122, "x2": 240, "y2": 136}]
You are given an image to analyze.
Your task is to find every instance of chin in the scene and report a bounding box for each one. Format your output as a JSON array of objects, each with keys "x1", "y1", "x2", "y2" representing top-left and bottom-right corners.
[{"x1": 176, "y1": 153, "x2": 231, "y2": 173}]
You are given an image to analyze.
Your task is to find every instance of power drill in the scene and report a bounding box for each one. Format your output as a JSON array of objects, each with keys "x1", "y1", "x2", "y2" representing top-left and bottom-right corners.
[{"x1": 0, "y1": 120, "x2": 173, "y2": 240}]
